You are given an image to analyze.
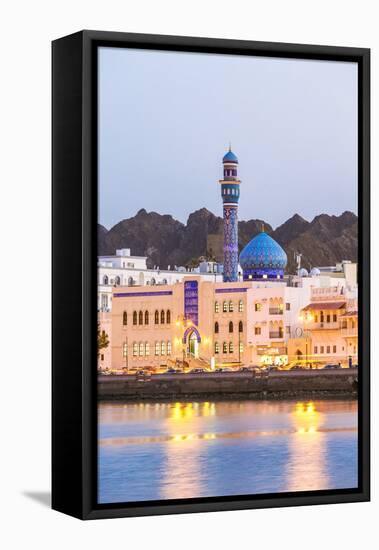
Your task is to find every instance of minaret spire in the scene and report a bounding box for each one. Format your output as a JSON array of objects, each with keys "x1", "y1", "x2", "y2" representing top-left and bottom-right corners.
[{"x1": 220, "y1": 147, "x2": 241, "y2": 282}]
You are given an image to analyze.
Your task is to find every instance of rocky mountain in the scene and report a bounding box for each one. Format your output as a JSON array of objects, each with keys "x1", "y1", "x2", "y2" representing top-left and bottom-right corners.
[{"x1": 98, "y1": 209, "x2": 358, "y2": 273}]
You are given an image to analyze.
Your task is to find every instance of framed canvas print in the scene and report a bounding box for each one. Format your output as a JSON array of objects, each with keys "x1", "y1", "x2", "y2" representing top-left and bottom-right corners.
[{"x1": 52, "y1": 30, "x2": 370, "y2": 519}]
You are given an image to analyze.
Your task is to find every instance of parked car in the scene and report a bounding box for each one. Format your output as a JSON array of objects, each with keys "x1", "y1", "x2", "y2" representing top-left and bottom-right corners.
[
  {"x1": 189, "y1": 368, "x2": 207, "y2": 374},
  {"x1": 166, "y1": 368, "x2": 182, "y2": 374},
  {"x1": 290, "y1": 365, "x2": 304, "y2": 371},
  {"x1": 323, "y1": 364, "x2": 342, "y2": 369},
  {"x1": 215, "y1": 367, "x2": 234, "y2": 373}
]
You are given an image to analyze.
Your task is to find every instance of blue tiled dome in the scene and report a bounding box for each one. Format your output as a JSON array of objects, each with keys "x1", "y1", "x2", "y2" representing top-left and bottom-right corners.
[
  {"x1": 239, "y1": 232, "x2": 287, "y2": 281},
  {"x1": 223, "y1": 150, "x2": 239, "y2": 163}
]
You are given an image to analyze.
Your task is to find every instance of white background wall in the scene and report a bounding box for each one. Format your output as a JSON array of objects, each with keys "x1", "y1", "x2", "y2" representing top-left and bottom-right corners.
[{"x1": 0, "y1": 1, "x2": 376, "y2": 548}]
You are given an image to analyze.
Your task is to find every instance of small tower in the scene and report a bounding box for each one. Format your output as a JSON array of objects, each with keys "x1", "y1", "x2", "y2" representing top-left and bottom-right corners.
[{"x1": 220, "y1": 146, "x2": 241, "y2": 282}]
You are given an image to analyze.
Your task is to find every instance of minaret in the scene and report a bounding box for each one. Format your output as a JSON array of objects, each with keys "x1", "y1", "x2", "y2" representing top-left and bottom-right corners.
[{"x1": 220, "y1": 146, "x2": 241, "y2": 282}]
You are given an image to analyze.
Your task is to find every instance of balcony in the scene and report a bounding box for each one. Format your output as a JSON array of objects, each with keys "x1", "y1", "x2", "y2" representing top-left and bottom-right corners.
[
  {"x1": 341, "y1": 327, "x2": 358, "y2": 337},
  {"x1": 269, "y1": 308, "x2": 284, "y2": 315},
  {"x1": 269, "y1": 331, "x2": 284, "y2": 339},
  {"x1": 307, "y1": 321, "x2": 340, "y2": 330}
]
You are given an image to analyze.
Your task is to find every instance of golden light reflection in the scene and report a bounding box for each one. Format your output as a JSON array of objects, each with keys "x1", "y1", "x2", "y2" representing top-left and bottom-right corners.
[{"x1": 286, "y1": 401, "x2": 328, "y2": 491}]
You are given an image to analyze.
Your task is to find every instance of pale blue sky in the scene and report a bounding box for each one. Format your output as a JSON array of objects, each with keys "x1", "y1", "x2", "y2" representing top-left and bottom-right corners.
[{"x1": 98, "y1": 47, "x2": 357, "y2": 229}]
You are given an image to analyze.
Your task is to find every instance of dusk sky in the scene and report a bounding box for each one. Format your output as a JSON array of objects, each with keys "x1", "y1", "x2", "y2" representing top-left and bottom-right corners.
[{"x1": 98, "y1": 47, "x2": 358, "y2": 230}]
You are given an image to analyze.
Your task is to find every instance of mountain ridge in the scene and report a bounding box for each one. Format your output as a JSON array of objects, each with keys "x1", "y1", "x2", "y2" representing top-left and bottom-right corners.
[{"x1": 98, "y1": 209, "x2": 357, "y2": 273}]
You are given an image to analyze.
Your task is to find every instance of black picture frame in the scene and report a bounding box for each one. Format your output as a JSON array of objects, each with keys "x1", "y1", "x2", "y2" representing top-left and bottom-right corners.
[{"x1": 52, "y1": 30, "x2": 370, "y2": 520}]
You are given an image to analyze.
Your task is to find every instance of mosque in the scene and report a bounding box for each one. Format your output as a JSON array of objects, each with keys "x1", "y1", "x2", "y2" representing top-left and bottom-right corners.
[{"x1": 99, "y1": 149, "x2": 358, "y2": 371}]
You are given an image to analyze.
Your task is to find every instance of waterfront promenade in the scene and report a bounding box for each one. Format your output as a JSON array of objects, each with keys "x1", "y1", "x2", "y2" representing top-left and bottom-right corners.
[{"x1": 98, "y1": 368, "x2": 358, "y2": 400}]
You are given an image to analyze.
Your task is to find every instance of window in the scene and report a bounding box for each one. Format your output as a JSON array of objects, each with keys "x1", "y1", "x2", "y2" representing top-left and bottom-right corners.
[
  {"x1": 162, "y1": 278, "x2": 168, "y2": 285},
  {"x1": 254, "y1": 326, "x2": 261, "y2": 335},
  {"x1": 161, "y1": 341, "x2": 166, "y2": 355},
  {"x1": 115, "y1": 275, "x2": 121, "y2": 286},
  {"x1": 128, "y1": 276, "x2": 134, "y2": 286},
  {"x1": 223, "y1": 301, "x2": 228, "y2": 312},
  {"x1": 333, "y1": 345, "x2": 337, "y2": 353},
  {"x1": 214, "y1": 322, "x2": 219, "y2": 334},
  {"x1": 145, "y1": 342, "x2": 150, "y2": 356},
  {"x1": 320, "y1": 311, "x2": 324, "y2": 323},
  {"x1": 167, "y1": 341, "x2": 171, "y2": 355},
  {"x1": 138, "y1": 311, "x2": 143, "y2": 325},
  {"x1": 333, "y1": 314, "x2": 337, "y2": 323},
  {"x1": 215, "y1": 342, "x2": 220, "y2": 354},
  {"x1": 160, "y1": 310, "x2": 165, "y2": 324},
  {"x1": 139, "y1": 342, "x2": 144, "y2": 356},
  {"x1": 133, "y1": 311, "x2": 137, "y2": 325},
  {"x1": 326, "y1": 314, "x2": 331, "y2": 323},
  {"x1": 151, "y1": 278, "x2": 156, "y2": 286},
  {"x1": 103, "y1": 275, "x2": 109, "y2": 285},
  {"x1": 286, "y1": 325, "x2": 290, "y2": 334},
  {"x1": 320, "y1": 346, "x2": 325, "y2": 354},
  {"x1": 166, "y1": 310, "x2": 171, "y2": 324},
  {"x1": 229, "y1": 300, "x2": 234, "y2": 312},
  {"x1": 223, "y1": 342, "x2": 227, "y2": 353},
  {"x1": 215, "y1": 301, "x2": 220, "y2": 313},
  {"x1": 326, "y1": 345, "x2": 331, "y2": 354},
  {"x1": 100, "y1": 354, "x2": 104, "y2": 361},
  {"x1": 154, "y1": 310, "x2": 159, "y2": 324},
  {"x1": 229, "y1": 321, "x2": 233, "y2": 333},
  {"x1": 286, "y1": 303, "x2": 290, "y2": 311},
  {"x1": 255, "y1": 303, "x2": 262, "y2": 312},
  {"x1": 145, "y1": 310, "x2": 149, "y2": 325},
  {"x1": 122, "y1": 342, "x2": 128, "y2": 357},
  {"x1": 239, "y1": 321, "x2": 243, "y2": 333},
  {"x1": 352, "y1": 320, "x2": 356, "y2": 328},
  {"x1": 229, "y1": 342, "x2": 234, "y2": 353},
  {"x1": 314, "y1": 346, "x2": 318, "y2": 354},
  {"x1": 238, "y1": 300, "x2": 243, "y2": 312},
  {"x1": 315, "y1": 315, "x2": 318, "y2": 323},
  {"x1": 133, "y1": 342, "x2": 138, "y2": 356},
  {"x1": 155, "y1": 342, "x2": 160, "y2": 355},
  {"x1": 239, "y1": 341, "x2": 244, "y2": 354},
  {"x1": 123, "y1": 311, "x2": 127, "y2": 326}
]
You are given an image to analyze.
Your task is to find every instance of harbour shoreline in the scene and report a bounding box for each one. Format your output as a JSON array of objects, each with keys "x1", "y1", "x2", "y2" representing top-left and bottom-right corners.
[{"x1": 98, "y1": 369, "x2": 358, "y2": 401}]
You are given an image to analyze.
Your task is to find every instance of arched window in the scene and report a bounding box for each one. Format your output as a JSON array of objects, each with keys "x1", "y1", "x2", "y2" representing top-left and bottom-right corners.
[
  {"x1": 239, "y1": 321, "x2": 243, "y2": 333},
  {"x1": 239, "y1": 341, "x2": 244, "y2": 354},
  {"x1": 223, "y1": 301, "x2": 228, "y2": 312},
  {"x1": 166, "y1": 310, "x2": 171, "y2": 324},
  {"x1": 162, "y1": 278, "x2": 168, "y2": 285},
  {"x1": 161, "y1": 341, "x2": 166, "y2": 355},
  {"x1": 145, "y1": 342, "x2": 150, "y2": 356},
  {"x1": 167, "y1": 341, "x2": 172, "y2": 355},
  {"x1": 229, "y1": 300, "x2": 234, "y2": 312},
  {"x1": 138, "y1": 311, "x2": 143, "y2": 325},
  {"x1": 215, "y1": 342, "x2": 220, "y2": 354},
  {"x1": 103, "y1": 275, "x2": 109, "y2": 285},
  {"x1": 320, "y1": 310, "x2": 324, "y2": 323},
  {"x1": 223, "y1": 342, "x2": 227, "y2": 354},
  {"x1": 139, "y1": 342, "x2": 144, "y2": 356},
  {"x1": 115, "y1": 275, "x2": 121, "y2": 286},
  {"x1": 214, "y1": 322, "x2": 219, "y2": 334},
  {"x1": 161, "y1": 310, "x2": 165, "y2": 324},
  {"x1": 154, "y1": 310, "x2": 159, "y2": 324},
  {"x1": 215, "y1": 301, "x2": 220, "y2": 313},
  {"x1": 151, "y1": 278, "x2": 156, "y2": 286},
  {"x1": 238, "y1": 300, "x2": 243, "y2": 312},
  {"x1": 133, "y1": 311, "x2": 137, "y2": 325},
  {"x1": 155, "y1": 341, "x2": 160, "y2": 355},
  {"x1": 123, "y1": 311, "x2": 127, "y2": 326},
  {"x1": 229, "y1": 342, "x2": 234, "y2": 353},
  {"x1": 145, "y1": 310, "x2": 149, "y2": 325},
  {"x1": 128, "y1": 276, "x2": 134, "y2": 286},
  {"x1": 229, "y1": 321, "x2": 234, "y2": 333},
  {"x1": 132, "y1": 342, "x2": 138, "y2": 356}
]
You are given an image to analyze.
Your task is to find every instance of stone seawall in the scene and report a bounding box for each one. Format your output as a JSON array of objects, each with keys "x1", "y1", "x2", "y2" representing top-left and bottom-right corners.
[{"x1": 98, "y1": 368, "x2": 358, "y2": 401}]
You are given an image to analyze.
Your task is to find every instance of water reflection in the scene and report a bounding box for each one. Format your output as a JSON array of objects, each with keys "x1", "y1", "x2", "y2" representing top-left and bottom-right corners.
[{"x1": 98, "y1": 399, "x2": 358, "y2": 503}]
